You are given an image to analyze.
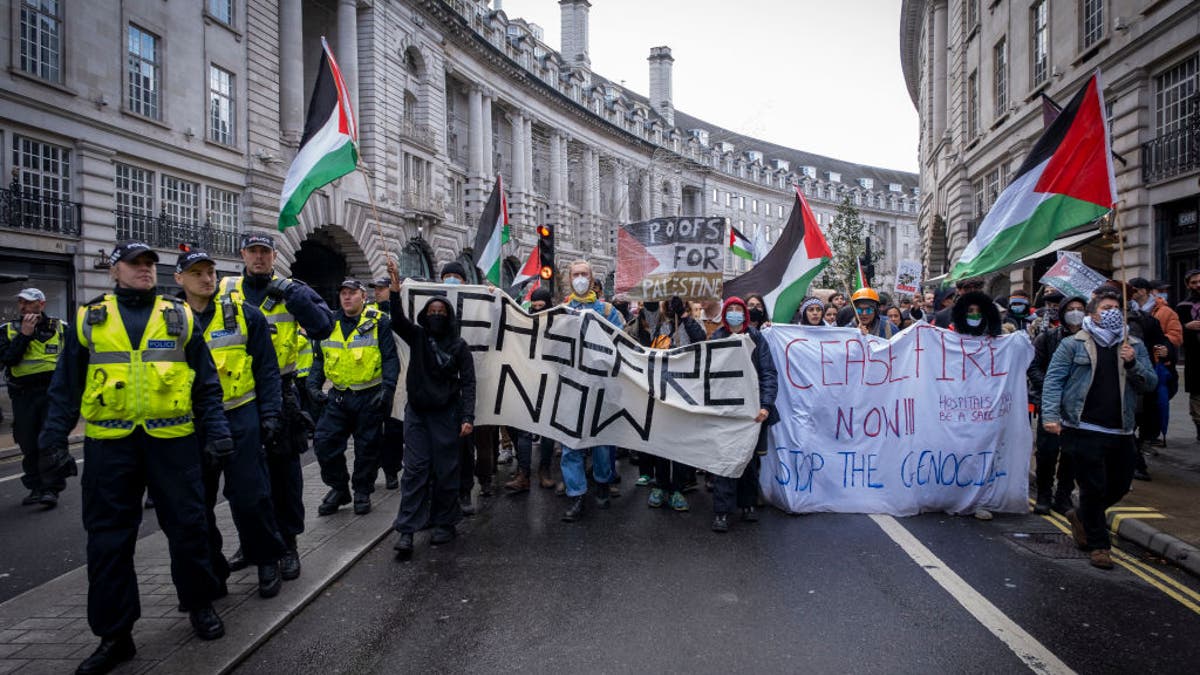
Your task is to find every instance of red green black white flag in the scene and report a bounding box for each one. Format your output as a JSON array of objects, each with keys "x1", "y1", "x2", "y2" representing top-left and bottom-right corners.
[{"x1": 473, "y1": 176, "x2": 510, "y2": 285}]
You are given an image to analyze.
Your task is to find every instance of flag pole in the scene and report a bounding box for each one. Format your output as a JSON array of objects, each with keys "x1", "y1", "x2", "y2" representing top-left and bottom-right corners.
[
  {"x1": 356, "y1": 164, "x2": 394, "y2": 264},
  {"x1": 1113, "y1": 200, "x2": 1129, "y2": 345}
]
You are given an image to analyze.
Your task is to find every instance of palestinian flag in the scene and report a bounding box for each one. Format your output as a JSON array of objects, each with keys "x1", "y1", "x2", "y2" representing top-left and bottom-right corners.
[
  {"x1": 511, "y1": 244, "x2": 541, "y2": 289},
  {"x1": 853, "y1": 256, "x2": 868, "y2": 290},
  {"x1": 725, "y1": 186, "x2": 832, "y2": 322},
  {"x1": 278, "y1": 37, "x2": 358, "y2": 231},
  {"x1": 729, "y1": 226, "x2": 755, "y2": 261},
  {"x1": 950, "y1": 72, "x2": 1117, "y2": 280},
  {"x1": 473, "y1": 176, "x2": 509, "y2": 285}
]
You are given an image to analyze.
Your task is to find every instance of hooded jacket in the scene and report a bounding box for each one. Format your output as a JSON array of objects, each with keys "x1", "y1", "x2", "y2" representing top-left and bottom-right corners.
[
  {"x1": 388, "y1": 293, "x2": 476, "y2": 423},
  {"x1": 1027, "y1": 295, "x2": 1087, "y2": 408},
  {"x1": 951, "y1": 291, "x2": 1003, "y2": 337},
  {"x1": 710, "y1": 297, "x2": 780, "y2": 426}
]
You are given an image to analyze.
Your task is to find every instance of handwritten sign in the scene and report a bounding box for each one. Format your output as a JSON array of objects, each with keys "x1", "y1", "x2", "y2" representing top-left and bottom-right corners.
[
  {"x1": 894, "y1": 259, "x2": 923, "y2": 297},
  {"x1": 615, "y1": 216, "x2": 726, "y2": 301},
  {"x1": 760, "y1": 324, "x2": 1033, "y2": 516},
  {"x1": 1039, "y1": 253, "x2": 1107, "y2": 298},
  {"x1": 392, "y1": 282, "x2": 761, "y2": 477}
]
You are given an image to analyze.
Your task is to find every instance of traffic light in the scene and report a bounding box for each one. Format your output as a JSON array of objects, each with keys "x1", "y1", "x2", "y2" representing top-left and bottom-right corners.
[{"x1": 537, "y1": 224, "x2": 555, "y2": 289}]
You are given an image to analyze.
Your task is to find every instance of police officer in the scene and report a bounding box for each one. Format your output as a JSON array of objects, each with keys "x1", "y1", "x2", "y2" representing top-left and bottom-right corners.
[
  {"x1": 40, "y1": 242, "x2": 232, "y2": 674},
  {"x1": 0, "y1": 287, "x2": 71, "y2": 508},
  {"x1": 175, "y1": 248, "x2": 286, "y2": 600},
  {"x1": 308, "y1": 279, "x2": 399, "y2": 516},
  {"x1": 217, "y1": 234, "x2": 333, "y2": 580}
]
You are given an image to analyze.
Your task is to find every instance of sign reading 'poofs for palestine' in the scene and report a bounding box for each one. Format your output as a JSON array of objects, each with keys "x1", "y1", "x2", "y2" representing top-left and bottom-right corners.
[
  {"x1": 391, "y1": 282, "x2": 762, "y2": 478},
  {"x1": 615, "y1": 216, "x2": 727, "y2": 301}
]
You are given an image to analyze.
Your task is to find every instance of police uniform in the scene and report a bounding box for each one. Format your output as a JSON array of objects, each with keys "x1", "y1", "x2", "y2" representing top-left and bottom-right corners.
[
  {"x1": 39, "y1": 242, "x2": 231, "y2": 665},
  {"x1": 0, "y1": 291, "x2": 68, "y2": 503},
  {"x1": 177, "y1": 249, "x2": 287, "y2": 598},
  {"x1": 308, "y1": 281, "x2": 398, "y2": 515},
  {"x1": 217, "y1": 236, "x2": 333, "y2": 575}
]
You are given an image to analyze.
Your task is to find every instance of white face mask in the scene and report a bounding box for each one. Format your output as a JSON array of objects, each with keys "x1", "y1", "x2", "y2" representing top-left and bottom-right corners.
[
  {"x1": 1064, "y1": 309, "x2": 1085, "y2": 326},
  {"x1": 571, "y1": 276, "x2": 591, "y2": 295}
]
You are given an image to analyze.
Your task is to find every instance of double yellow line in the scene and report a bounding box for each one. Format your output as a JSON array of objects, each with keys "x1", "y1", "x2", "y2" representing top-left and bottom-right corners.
[{"x1": 1031, "y1": 502, "x2": 1200, "y2": 615}]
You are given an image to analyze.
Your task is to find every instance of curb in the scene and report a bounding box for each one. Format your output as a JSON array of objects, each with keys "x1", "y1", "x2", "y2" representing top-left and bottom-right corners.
[
  {"x1": 1108, "y1": 511, "x2": 1200, "y2": 578},
  {"x1": 0, "y1": 434, "x2": 84, "y2": 461}
]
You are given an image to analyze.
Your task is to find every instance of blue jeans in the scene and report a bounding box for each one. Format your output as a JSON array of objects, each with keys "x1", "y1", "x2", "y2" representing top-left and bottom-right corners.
[{"x1": 560, "y1": 445, "x2": 614, "y2": 497}]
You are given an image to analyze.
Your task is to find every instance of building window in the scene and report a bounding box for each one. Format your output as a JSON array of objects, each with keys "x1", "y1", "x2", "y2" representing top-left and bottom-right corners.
[
  {"x1": 18, "y1": 0, "x2": 63, "y2": 83},
  {"x1": 1154, "y1": 55, "x2": 1198, "y2": 136},
  {"x1": 994, "y1": 37, "x2": 1008, "y2": 118},
  {"x1": 207, "y1": 0, "x2": 233, "y2": 25},
  {"x1": 967, "y1": 69, "x2": 980, "y2": 138},
  {"x1": 11, "y1": 135, "x2": 73, "y2": 232},
  {"x1": 751, "y1": 199, "x2": 758, "y2": 214},
  {"x1": 127, "y1": 24, "x2": 161, "y2": 119},
  {"x1": 724, "y1": 192, "x2": 731, "y2": 207},
  {"x1": 115, "y1": 163, "x2": 155, "y2": 240},
  {"x1": 161, "y1": 175, "x2": 199, "y2": 225},
  {"x1": 206, "y1": 187, "x2": 239, "y2": 230},
  {"x1": 1081, "y1": 0, "x2": 1104, "y2": 50},
  {"x1": 1030, "y1": 0, "x2": 1049, "y2": 88},
  {"x1": 965, "y1": 0, "x2": 979, "y2": 33},
  {"x1": 711, "y1": 188, "x2": 718, "y2": 203},
  {"x1": 208, "y1": 65, "x2": 235, "y2": 144}
]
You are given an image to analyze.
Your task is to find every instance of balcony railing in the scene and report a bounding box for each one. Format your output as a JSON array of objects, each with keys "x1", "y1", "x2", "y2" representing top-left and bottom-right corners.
[
  {"x1": 1143, "y1": 124, "x2": 1199, "y2": 184},
  {"x1": 115, "y1": 209, "x2": 239, "y2": 256},
  {"x1": 400, "y1": 119, "x2": 437, "y2": 149},
  {"x1": 0, "y1": 176, "x2": 82, "y2": 236}
]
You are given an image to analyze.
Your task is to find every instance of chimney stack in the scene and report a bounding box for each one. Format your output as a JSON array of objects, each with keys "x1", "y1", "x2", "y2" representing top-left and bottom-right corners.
[
  {"x1": 559, "y1": 0, "x2": 591, "y2": 68},
  {"x1": 648, "y1": 46, "x2": 674, "y2": 127}
]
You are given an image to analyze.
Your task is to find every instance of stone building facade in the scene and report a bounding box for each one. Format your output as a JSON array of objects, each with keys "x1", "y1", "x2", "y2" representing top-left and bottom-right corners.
[
  {"x1": 901, "y1": 0, "x2": 1200, "y2": 295},
  {"x1": 1, "y1": 0, "x2": 918, "y2": 317}
]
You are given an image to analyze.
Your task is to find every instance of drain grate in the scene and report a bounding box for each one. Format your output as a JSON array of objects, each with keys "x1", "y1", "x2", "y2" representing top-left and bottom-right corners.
[{"x1": 1008, "y1": 532, "x2": 1089, "y2": 559}]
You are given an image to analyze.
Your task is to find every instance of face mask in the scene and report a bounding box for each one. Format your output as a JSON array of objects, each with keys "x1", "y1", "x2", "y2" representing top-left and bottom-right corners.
[
  {"x1": 1064, "y1": 309, "x2": 1085, "y2": 326},
  {"x1": 1099, "y1": 307, "x2": 1124, "y2": 331},
  {"x1": 966, "y1": 314, "x2": 983, "y2": 327},
  {"x1": 1044, "y1": 307, "x2": 1059, "y2": 323},
  {"x1": 442, "y1": 277, "x2": 461, "y2": 285},
  {"x1": 725, "y1": 311, "x2": 745, "y2": 327},
  {"x1": 668, "y1": 297, "x2": 686, "y2": 316},
  {"x1": 1155, "y1": 292, "x2": 1167, "y2": 302},
  {"x1": 642, "y1": 301, "x2": 660, "y2": 313},
  {"x1": 571, "y1": 276, "x2": 591, "y2": 295},
  {"x1": 1009, "y1": 303, "x2": 1028, "y2": 316},
  {"x1": 426, "y1": 315, "x2": 449, "y2": 336},
  {"x1": 614, "y1": 302, "x2": 629, "y2": 316},
  {"x1": 748, "y1": 307, "x2": 766, "y2": 323}
]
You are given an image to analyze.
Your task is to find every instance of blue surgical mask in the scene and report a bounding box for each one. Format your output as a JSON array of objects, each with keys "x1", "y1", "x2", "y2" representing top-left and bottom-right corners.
[
  {"x1": 442, "y1": 277, "x2": 462, "y2": 285},
  {"x1": 725, "y1": 311, "x2": 745, "y2": 327}
]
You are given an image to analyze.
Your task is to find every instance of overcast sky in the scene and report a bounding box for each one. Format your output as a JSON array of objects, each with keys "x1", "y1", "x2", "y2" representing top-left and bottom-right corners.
[{"x1": 497, "y1": 0, "x2": 920, "y2": 172}]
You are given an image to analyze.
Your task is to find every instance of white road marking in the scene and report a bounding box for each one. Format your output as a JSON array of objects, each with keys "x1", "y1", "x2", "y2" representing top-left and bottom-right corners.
[
  {"x1": 0, "y1": 459, "x2": 83, "y2": 484},
  {"x1": 870, "y1": 514, "x2": 1075, "y2": 675}
]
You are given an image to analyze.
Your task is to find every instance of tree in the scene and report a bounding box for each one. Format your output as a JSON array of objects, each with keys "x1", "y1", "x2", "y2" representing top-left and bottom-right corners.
[{"x1": 816, "y1": 196, "x2": 880, "y2": 292}]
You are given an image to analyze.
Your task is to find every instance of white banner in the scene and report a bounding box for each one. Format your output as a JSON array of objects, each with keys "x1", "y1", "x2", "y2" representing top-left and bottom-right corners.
[
  {"x1": 760, "y1": 324, "x2": 1033, "y2": 516},
  {"x1": 392, "y1": 283, "x2": 762, "y2": 477}
]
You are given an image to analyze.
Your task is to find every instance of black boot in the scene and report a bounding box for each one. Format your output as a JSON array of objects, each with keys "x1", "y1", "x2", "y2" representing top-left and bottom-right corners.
[
  {"x1": 430, "y1": 525, "x2": 456, "y2": 545},
  {"x1": 562, "y1": 496, "x2": 584, "y2": 522},
  {"x1": 385, "y1": 471, "x2": 400, "y2": 490},
  {"x1": 279, "y1": 547, "x2": 301, "y2": 581},
  {"x1": 353, "y1": 492, "x2": 371, "y2": 515},
  {"x1": 393, "y1": 532, "x2": 414, "y2": 560},
  {"x1": 712, "y1": 514, "x2": 729, "y2": 533},
  {"x1": 1033, "y1": 490, "x2": 1052, "y2": 515},
  {"x1": 227, "y1": 547, "x2": 248, "y2": 572},
  {"x1": 75, "y1": 634, "x2": 135, "y2": 675},
  {"x1": 317, "y1": 489, "x2": 350, "y2": 516},
  {"x1": 258, "y1": 563, "x2": 282, "y2": 598},
  {"x1": 189, "y1": 605, "x2": 225, "y2": 640}
]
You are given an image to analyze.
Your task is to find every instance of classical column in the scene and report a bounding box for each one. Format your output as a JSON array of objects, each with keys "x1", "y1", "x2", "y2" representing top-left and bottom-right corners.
[
  {"x1": 75, "y1": 142, "x2": 118, "y2": 299},
  {"x1": 481, "y1": 93, "x2": 494, "y2": 179},
  {"x1": 931, "y1": 0, "x2": 948, "y2": 141},
  {"x1": 649, "y1": 170, "x2": 662, "y2": 217},
  {"x1": 510, "y1": 110, "x2": 526, "y2": 229},
  {"x1": 336, "y1": 0, "x2": 359, "y2": 115},
  {"x1": 615, "y1": 161, "x2": 629, "y2": 223},
  {"x1": 549, "y1": 131, "x2": 563, "y2": 204},
  {"x1": 468, "y1": 86, "x2": 484, "y2": 180},
  {"x1": 278, "y1": 0, "x2": 303, "y2": 144},
  {"x1": 640, "y1": 168, "x2": 651, "y2": 218},
  {"x1": 523, "y1": 117, "x2": 534, "y2": 193}
]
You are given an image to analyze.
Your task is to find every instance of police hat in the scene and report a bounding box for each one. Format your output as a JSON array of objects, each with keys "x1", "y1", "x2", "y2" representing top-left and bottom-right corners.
[
  {"x1": 109, "y1": 241, "x2": 160, "y2": 265},
  {"x1": 339, "y1": 279, "x2": 366, "y2": 291},
  {"x1": 176, "y1": 248, "x2": 215, "y2": 273},
  {"x1": 369, "y1": 277, "x2": 391, "y2": 289},
  {"x1": 240, "y1": 233, "x2": 276, "y2": 250}
]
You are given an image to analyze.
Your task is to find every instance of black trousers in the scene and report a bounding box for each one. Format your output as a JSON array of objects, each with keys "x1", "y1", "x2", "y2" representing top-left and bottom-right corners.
[
  {"x1": 380, "y1": 417, "x2": 404, "y2": 476},
  {"x1": 714, "y1": 456, "x2": 761, "y2": 514},
  {"x1": 1034, "y1": 424, "x2": 1074, "y2": 505},
  {"x1": 652, "y1": 456, "x2": 694, "y2": 493},
  {"x1": 203, "y1": 404, "x2": 285, "y2": 576},
  {"x1": 459, "y1": 425, "x2": 498, "y2": 497},
  {"x1": 514, "y1": 429, "x2": 553, "y2": 475},
  {"x1": 1060, "y1": 427, "x2": 1136, "y2": 550},
  {"x1": 265, "y1": 377, "x2": 309, "y2": 548},
  {"x1": 82, "y1": 430, "x2": 218, "y2": 638},
  {"x1": 314, "y1": 386, "x2": 385, "y2": 496},
  {"x1": 394, "y1": 404, "x2": 461, "y2": 533},
  {"x1": 634, "y1": 450, "x2": 655, "y2": 479},
  {"x1": 12, "y1": 385, "x2": 62, "y2": 492}
]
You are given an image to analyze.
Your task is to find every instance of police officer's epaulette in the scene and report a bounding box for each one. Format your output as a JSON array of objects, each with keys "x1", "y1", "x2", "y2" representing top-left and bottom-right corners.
[{"x1": 83, "y1": 295, "x2": 109, "y2": 325}]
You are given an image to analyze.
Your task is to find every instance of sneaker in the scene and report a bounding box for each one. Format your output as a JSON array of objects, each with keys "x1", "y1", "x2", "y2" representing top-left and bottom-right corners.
[
  {"x1": 1089, "y1": 549, "x2": 1114, "y2": 570},
  {"x1": 498, "y1": 446, "x2": 514, "y2": 465},
  {"x1": 37, "y1": 490, "x2": 59, "y2": 509},
  {"x1": 973, "y1": 508, "x2": 993, "y2": 521},
  {"x1": 562, "y1": 496, "x2": 584, "y2": 522},
  {"x1": 712, "y1": 514, "x2": 729, "y2": 533},
  {"x1": 741, "y1": 506, "x2": 759, "y2": 522},
  {"x1": 459, "y1": 496, "x2": 476, "y2": 516},
  {"x1": 21, "y1": 489, "x2": 41, "y2": 506},
  {"x1": 648, "y1": 488, "x2": 666, "y2": 508},
  {"x1": 669, "y1": 491, "x2": 689, "y2": 511},
  {"x1": 635, "y1": 474, "x2": 652, "y2": 487}
]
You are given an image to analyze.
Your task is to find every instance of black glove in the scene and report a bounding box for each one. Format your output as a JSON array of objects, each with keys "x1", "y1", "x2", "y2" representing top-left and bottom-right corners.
[
  {"x1": 372, "y1": 388, "x2": 395, "y2": 414},
  {"x1": 39, "y1": 445, "x2": 77, "y2": 480},
  {"x1": 265, "y1": 277, "x2": 295, "y2": 300},
  {"x1": 261, "y1": 416, "x2": 283, "y2": 448},
  {"x1": 204, "y1": 437, "x2": 235, "y2": 469}
]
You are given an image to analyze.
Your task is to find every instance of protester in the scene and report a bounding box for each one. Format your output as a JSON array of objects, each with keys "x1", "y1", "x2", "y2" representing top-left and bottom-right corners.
[
  {"x1": 745, "y1": 293, "x2": 771, "y2": 329},
  {"x1": 41, "y1": 242, "x2": 232, "y2": 672},
  {"x1": 829, "y1": 292, "x2": 846, "y2": 311},
  {"x1": 931, "y1": 286, "x2": 958, "y2": 328},
  {"x1": 1041, "y1": 290, "x2": 1158, "y2": 570},
  {"x1": 559, "y1": 260, "x2": 624, "y2": 522},
  {"x1": 794, "y1": 297, "x2": 826, "y2": 327},
  {"x1": 709, "y1": 297, "x2": 778, "y2": 532},
  {"x1": 647, "y1": 295, "x2": 707, "y2": 512},
  {"x1": 1119, "y1": 285, "x2": 1172, "y2": 482},
  {"x1": 1150, "y1": 280, "x2": 1181, "y2": 446},
  {"x1": 387, "y1": 258, "x2": 476, "y2": 558},
  {"x1": 850, "y1": 288, "x2": 898, "y2": 338},
  {"x1": 1029, "y1": 289, "x2": 1063, "y2": 338},
  {"x1": 1001, "y1": 289, "x2": 1035, "y2": 333},
  {"x1": 1027, "y1": 295, "x2": 1086, "y2": 515},
  {"x1": 175, "y1": 248, "x2": 287, "y2": 601},
  {"x1": 951, "y1": 291, "x2": 1002, "y2": 337},
  {"x1": 1177, "y1": 269, "x2": 1200, "y2": 441},
  {"x1": 308, "y1": 279, "x2": 399, "y2": 517},
  {"x1": 822, "y1": 305, "x2": 839, "y2": 326},
  {"x1": 0, "y1": 287, "x2": 69, "y2": 508},
  {"x1": 885, "y1": 306, "x2": 909, "y2": 330},
  {"x1": 625, "y1": 298, "x2": 667, "y2": 486},
  {"x1": 1131, "y1": 277, "x2": 1182, "y2": 348},
  {"x1": 504, "y1": 288, "x2": 558, "y2": 492}
]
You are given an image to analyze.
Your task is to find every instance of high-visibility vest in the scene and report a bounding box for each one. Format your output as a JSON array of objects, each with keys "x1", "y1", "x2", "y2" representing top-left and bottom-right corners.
[
  {"x1": 202, "y1": 296, "x2": 256, "y2": 411},
  {"x1": 5, "y1": 319, "x2": 64, "y2": 378},
  {"x1": 295, "y1": 331, "x2": 314, "y2": 379},
  {"x1": 218, "y1": 275, "x2": 299, "y2": 376},
  {"x1": 320, "y1": 308, "x2": 383, "y2": 391},
  {"x1": 77, "y1": 295, "x2": 195, "y2": 439}
]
